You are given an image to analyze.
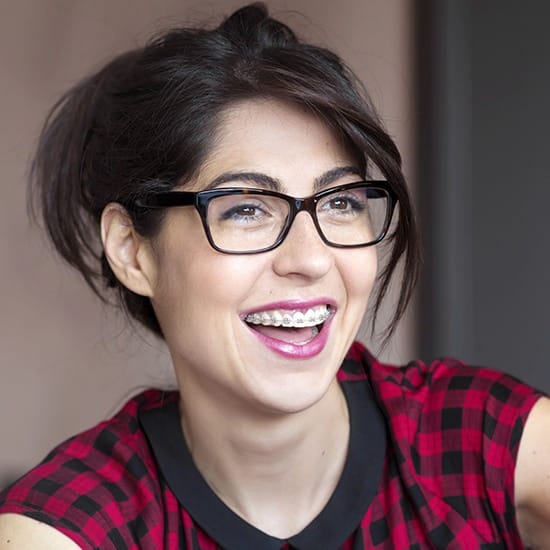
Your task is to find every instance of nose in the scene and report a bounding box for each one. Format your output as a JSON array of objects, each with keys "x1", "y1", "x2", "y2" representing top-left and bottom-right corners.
[{"x1": 271, "y1": 211, "x2": 333, "y2": 280}]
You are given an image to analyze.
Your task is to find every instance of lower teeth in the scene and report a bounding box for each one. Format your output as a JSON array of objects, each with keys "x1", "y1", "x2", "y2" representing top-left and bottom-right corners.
[{"x1": 311, "y1": 325, "x2": 319, "y2": 337}]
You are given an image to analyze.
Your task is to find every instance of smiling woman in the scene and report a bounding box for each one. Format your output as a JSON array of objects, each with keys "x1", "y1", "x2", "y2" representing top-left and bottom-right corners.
[{"x1": 1, "y1": 3, "x2": 550, "y2": 549}]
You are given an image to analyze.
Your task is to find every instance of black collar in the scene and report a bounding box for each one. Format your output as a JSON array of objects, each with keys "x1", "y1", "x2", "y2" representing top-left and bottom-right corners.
[{"x1": 140, "y1": 376, "x2": 386, "y2": 550}]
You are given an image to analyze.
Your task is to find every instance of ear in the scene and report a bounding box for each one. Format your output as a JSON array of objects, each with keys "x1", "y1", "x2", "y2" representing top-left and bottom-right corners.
[{"x1": 101, "y1": 203, "x2": 157, "y2": 297}]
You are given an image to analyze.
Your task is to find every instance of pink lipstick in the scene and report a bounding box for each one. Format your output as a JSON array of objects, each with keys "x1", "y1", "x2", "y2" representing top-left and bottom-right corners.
[{"x1": 242, "y1": 299, "x2": 335, "y2": 359}]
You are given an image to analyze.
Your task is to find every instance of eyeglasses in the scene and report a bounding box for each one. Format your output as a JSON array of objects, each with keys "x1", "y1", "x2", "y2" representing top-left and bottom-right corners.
[{"x1": 135, "y1": 180, "x2": 397, "y2": 254}]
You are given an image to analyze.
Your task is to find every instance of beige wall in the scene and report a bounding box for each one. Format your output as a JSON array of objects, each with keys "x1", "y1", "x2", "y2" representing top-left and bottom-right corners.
[{"x1": 0, "y1": 0, "x2": 414, "y2": 484}]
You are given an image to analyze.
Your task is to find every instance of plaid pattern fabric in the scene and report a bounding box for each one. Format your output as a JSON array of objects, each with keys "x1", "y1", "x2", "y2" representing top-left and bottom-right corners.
[
  {"x1": 0, "y1": 342, "x2": 541, "y2": 549},
  {"x1": 345, "y1": 345, "x2": 542, "y2": 548}
]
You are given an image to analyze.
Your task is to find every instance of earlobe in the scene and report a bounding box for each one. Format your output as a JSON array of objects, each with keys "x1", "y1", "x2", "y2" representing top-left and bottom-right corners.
[{"x1": 101, "y1": 203, "x2": 157, "y2": 297}]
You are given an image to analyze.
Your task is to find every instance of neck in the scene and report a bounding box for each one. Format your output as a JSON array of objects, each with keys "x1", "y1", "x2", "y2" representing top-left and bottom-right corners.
[{"x1": 178, "y1": 378, "x2": 350, "y2": 539}]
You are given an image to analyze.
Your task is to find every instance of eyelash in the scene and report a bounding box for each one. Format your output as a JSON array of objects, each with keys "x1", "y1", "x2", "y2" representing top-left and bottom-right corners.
[
  {"x1": 220, "y1": 203, "x2": 268, "y2": 222},
  {"x1": 319, "y1": 194, "x2": 366, "y2": 213}
]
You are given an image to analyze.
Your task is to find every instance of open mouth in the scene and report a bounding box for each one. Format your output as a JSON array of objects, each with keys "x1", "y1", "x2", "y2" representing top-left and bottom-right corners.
[{"x1": 244, "y1": 304, "x2": 332, "y2": 345}]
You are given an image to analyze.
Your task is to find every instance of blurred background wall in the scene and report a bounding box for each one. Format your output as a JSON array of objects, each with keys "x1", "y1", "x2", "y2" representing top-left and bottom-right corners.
[
  {"x1": 0, "y1": 1, "x2": 415, "y2": 488},
  {"x1": 416, "y1": 0, "x2": 550, "y2": 389}
]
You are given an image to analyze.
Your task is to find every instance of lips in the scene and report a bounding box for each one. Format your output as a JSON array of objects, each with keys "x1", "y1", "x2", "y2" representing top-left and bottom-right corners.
[{"x1": 242, "y1": 301, "x2": 335, "y2": 359}]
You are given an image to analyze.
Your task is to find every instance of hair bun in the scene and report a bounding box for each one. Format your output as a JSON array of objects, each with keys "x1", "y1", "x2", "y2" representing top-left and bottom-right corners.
[{"x1": 219, "y1": 2, "x2": 297, "y2": 49}]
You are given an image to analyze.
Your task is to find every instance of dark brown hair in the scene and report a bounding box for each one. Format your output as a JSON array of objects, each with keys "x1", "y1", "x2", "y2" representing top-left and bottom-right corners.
[{"x1": 29, "y1": 3, "x2": 420, "y2": 342}]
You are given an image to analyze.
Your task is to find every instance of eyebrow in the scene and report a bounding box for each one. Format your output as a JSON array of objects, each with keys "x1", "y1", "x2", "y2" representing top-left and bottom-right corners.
[
  {"x1": 314, "y1": 166, "x2": 362, "y2": 190},
  {"x1": 205, "y1": 172, "x2": 280, "y2": 191},
  {"x1": 204, "y1": 165, "x2": 362, "y2": 193}
]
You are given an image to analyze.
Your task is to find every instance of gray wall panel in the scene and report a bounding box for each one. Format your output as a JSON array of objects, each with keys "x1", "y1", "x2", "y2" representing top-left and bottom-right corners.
[{"x1": 417, "y1": 0, "x2": 550, "y2": 390}]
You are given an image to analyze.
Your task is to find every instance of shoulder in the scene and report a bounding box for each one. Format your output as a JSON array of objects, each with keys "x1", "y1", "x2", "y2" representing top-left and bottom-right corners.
[
  {"x1": 0, "y1": 389, "x2": 176, "y2": 548},
  {"x1": 515, "y1": 396, "x2": 550, "y2": 547},
  {"x1": 348, "y1": 340, "x2": 541, "y2": 410},
  {"x1": 352, "y1": 342, "x2": 546, "y2": 544},
  {"x1": 0, "y1": 514, "x2": 80, "y2": 549},
  {"x1": 352, "y1": 341, "x2": 543, "y2": 477},
  {"x1": 366, "y1": 351, "x2": 542, "y2": 436}
]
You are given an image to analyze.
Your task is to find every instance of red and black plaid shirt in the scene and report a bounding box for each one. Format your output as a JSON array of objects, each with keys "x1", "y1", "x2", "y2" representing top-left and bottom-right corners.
[{"x1": 0, "y1": 342, "x2": 542, "y2": 548}]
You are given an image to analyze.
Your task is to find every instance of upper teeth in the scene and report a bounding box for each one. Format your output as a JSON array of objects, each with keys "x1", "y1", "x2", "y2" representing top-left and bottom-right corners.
[{"x1": 245, "y1": 305, "x2": 330, "y2": 328}]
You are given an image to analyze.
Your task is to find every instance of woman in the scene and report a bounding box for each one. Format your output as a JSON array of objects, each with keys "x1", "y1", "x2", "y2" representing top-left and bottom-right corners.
[{"x1": 1, "y1": 4, "x2": 549, "y2": 548}]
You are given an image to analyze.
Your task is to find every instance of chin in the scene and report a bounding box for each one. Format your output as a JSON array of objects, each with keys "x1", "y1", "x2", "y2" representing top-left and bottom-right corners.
[{"x1": 245, "y1": 364, "x2": 340, "y2": 417}]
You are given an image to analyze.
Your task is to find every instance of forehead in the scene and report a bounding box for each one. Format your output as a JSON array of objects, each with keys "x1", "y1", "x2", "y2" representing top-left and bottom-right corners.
[{"x1": 190, "y1": 99, "x2": 359, "y2": 194}]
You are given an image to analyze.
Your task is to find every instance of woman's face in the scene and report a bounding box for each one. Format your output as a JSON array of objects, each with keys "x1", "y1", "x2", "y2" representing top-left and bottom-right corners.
[{"x1": 148, "y1": 99, "x2": 378, "y2": 416}]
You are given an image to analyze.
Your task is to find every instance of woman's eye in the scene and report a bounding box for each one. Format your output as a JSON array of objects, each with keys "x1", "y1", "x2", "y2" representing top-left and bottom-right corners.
[
  {"x1": 220, "y1": 203, "x2": 267, "y2": 223},
  {"x1": 329, "y1": 198, "x2": 352, "y2": 210},
  {"x1": 230, "y1": 205, "x2": 258, "y2": 217},
  {"x1": 321, "y1": 194, "x2": 365, "y2": 214}
]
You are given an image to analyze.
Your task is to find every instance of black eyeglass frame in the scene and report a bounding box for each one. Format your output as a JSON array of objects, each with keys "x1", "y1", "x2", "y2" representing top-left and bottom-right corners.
[{"x1": 135, "y1": 180, "x2": 398, "y2": 254}]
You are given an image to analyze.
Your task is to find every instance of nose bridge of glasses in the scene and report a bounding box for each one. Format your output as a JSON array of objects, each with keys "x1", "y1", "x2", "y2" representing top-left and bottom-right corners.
[
  {"x1": 291, "y1": 195, "x2": 318, "y2": 218},
  {"x1": 285, "y1": 195, "x2": 324, "y2": 240}
]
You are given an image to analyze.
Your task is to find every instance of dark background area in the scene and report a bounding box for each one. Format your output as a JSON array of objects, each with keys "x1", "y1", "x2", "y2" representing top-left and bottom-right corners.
[{"x1": 417, "y1": 0, "x2": 550, "y2": 390}]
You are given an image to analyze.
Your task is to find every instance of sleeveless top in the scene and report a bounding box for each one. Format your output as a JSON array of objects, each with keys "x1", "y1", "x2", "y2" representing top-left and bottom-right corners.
[{"x1": 0, "y1": 342, "x2": 542, "y2": 548}]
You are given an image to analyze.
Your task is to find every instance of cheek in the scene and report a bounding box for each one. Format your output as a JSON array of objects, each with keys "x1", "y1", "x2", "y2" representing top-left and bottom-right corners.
[
  {"x1": 340, "y1": 248, "x2": 378, "y2": 303},
  {"x1": 150, "y1": 222, "x2": 266, "y2": 336}
]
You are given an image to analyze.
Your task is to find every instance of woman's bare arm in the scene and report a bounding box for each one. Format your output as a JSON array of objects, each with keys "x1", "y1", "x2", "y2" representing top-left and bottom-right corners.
[
  {"x1": 515, "y1": 396, "x2": 550, "y2": 548},
  {"x1": 0, "y1": 514, "x2": 81, "y2": 549}
]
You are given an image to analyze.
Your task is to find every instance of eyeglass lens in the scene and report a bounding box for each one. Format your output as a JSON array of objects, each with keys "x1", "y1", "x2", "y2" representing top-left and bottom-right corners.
[{"x1": 206, "y1": 185, "x2": 389, "y2": 252}]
